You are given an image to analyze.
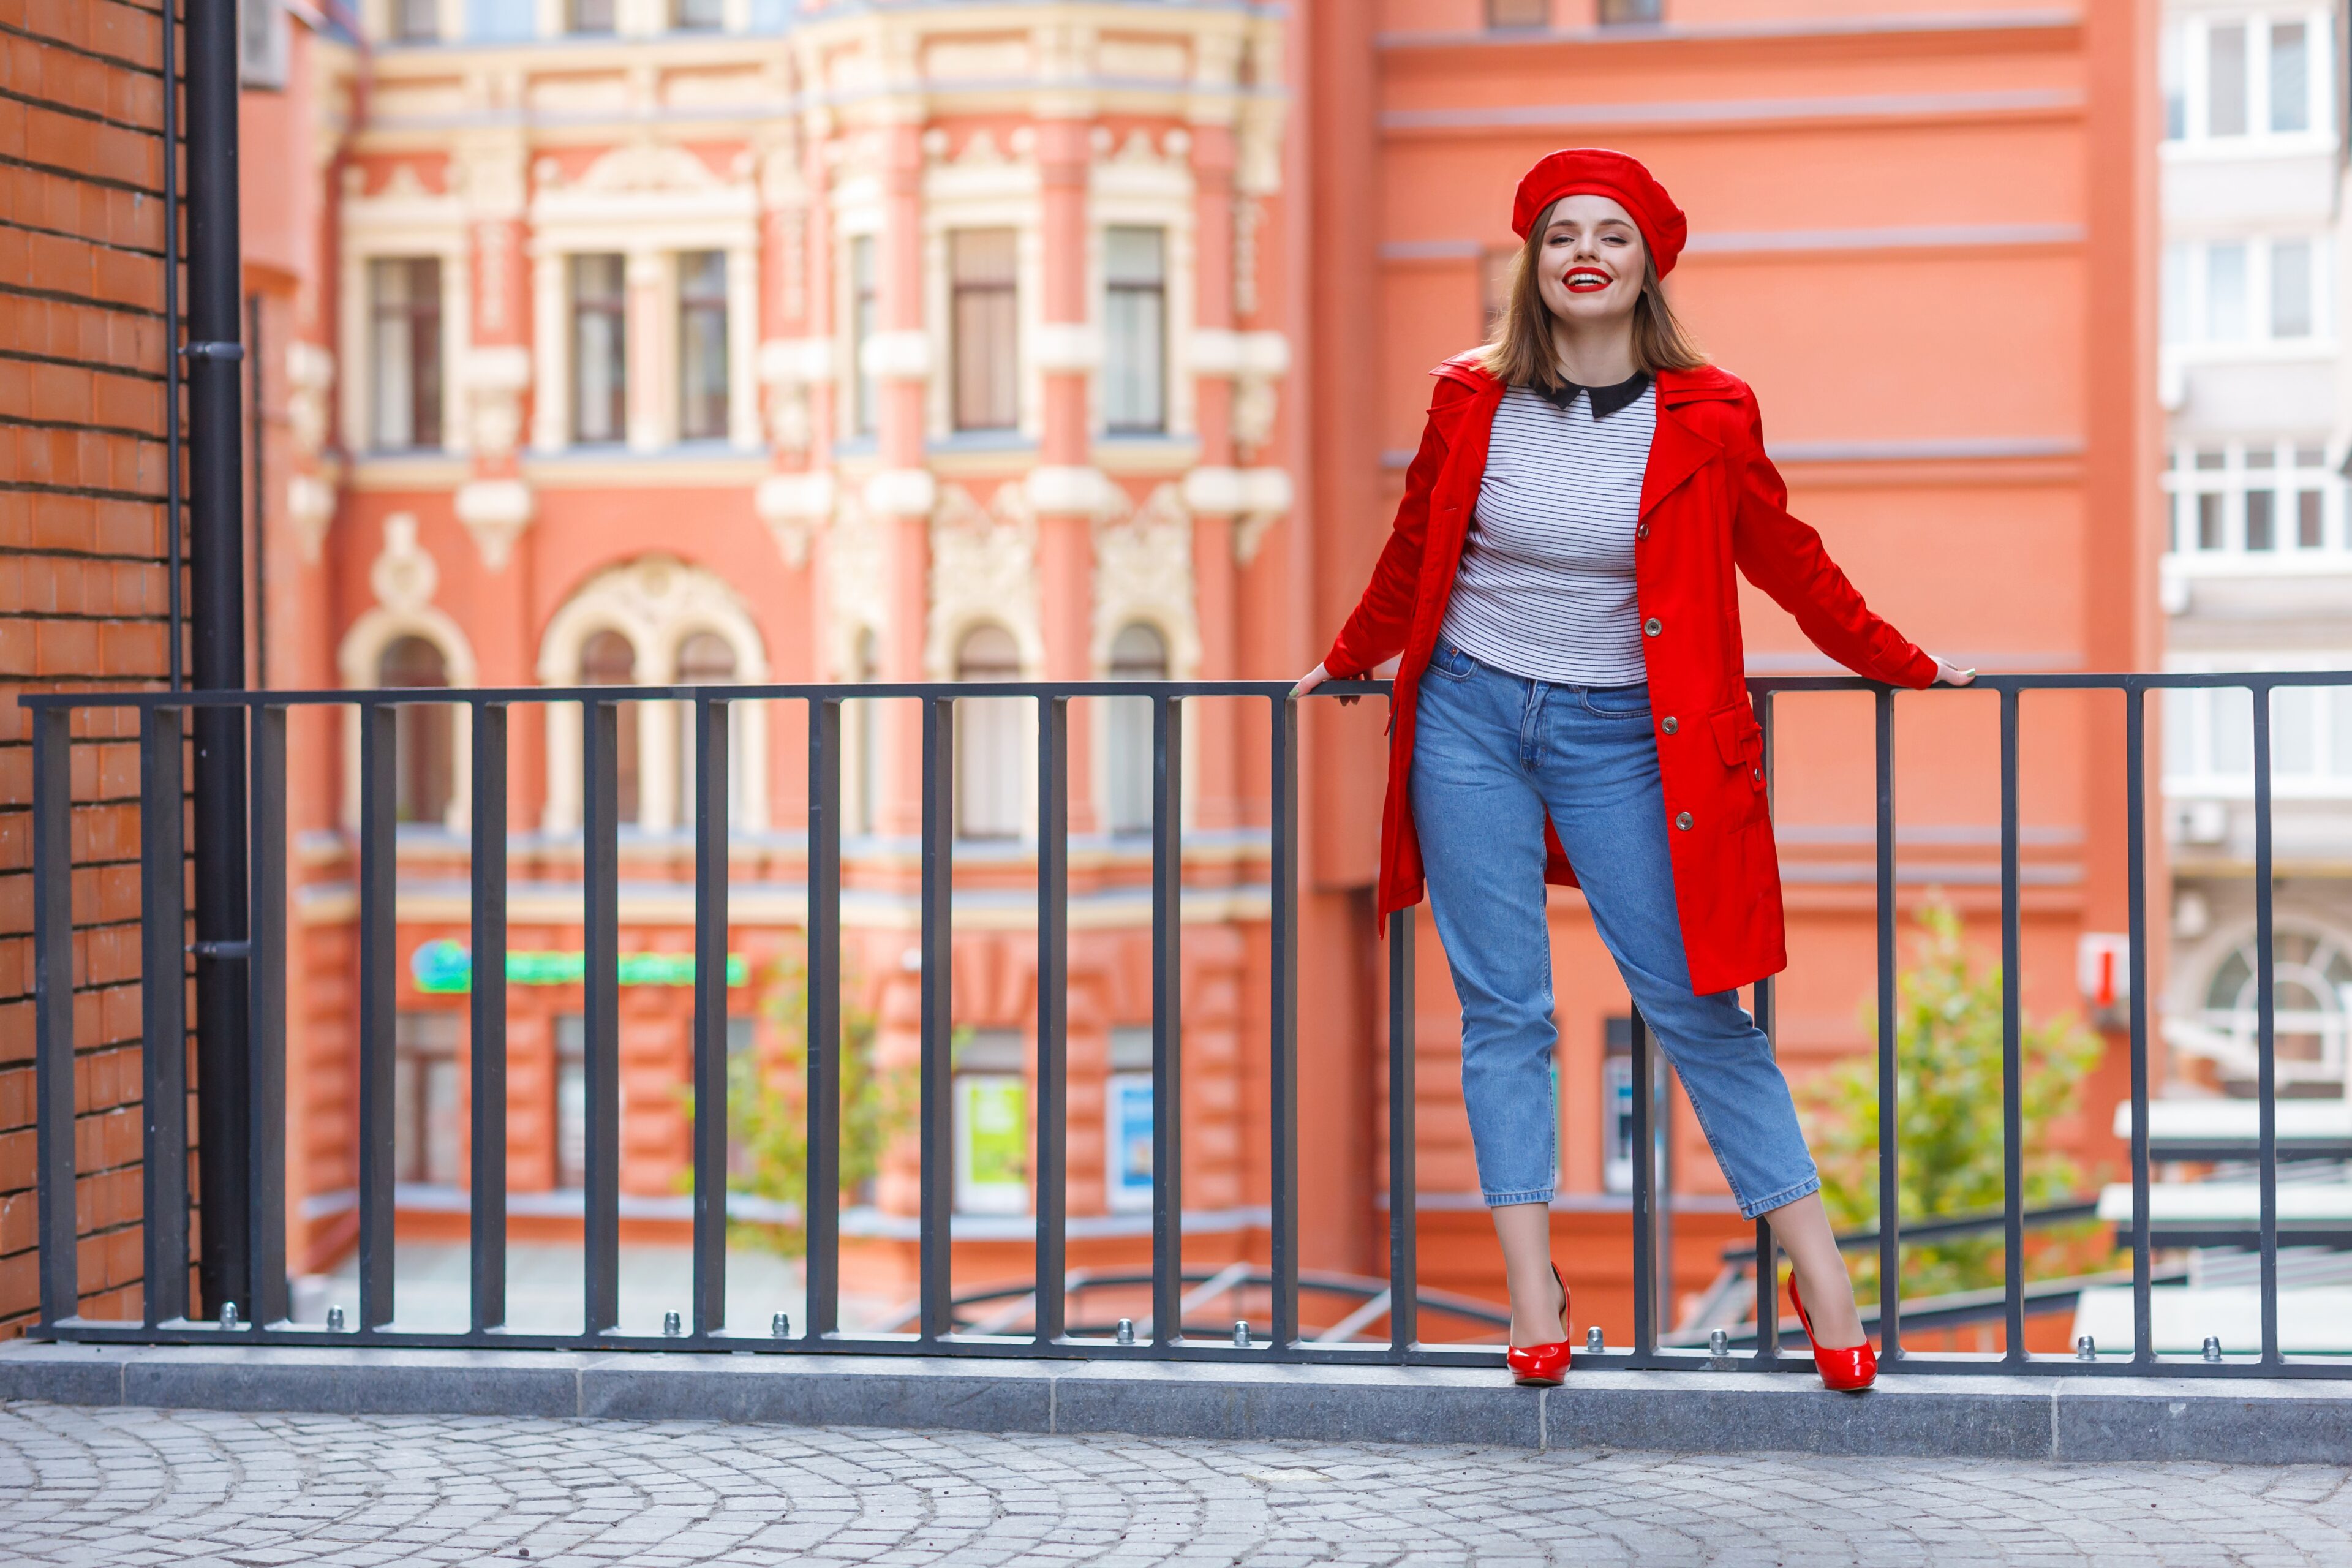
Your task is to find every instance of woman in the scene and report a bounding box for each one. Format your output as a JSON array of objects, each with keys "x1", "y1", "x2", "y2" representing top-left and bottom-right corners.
[{"x1": 1295, "y1": 149, "x2": 1973, "y2": 1392}]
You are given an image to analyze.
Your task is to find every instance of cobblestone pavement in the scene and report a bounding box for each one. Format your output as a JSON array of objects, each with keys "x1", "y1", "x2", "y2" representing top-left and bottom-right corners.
[{"x1": 2, "y1": 1401, "x2": 2349, "y2": 1567}]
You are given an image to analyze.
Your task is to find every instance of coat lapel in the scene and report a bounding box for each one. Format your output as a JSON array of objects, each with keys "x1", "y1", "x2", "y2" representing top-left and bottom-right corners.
[{"x1": 1639, "y1": 394, "x2": 1722, "y2": 519}]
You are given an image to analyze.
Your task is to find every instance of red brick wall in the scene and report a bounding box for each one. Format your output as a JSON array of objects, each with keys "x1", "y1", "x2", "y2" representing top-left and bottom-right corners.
[{"x1": 0, "y1": 0, "x2": 179, "y2": 1336}]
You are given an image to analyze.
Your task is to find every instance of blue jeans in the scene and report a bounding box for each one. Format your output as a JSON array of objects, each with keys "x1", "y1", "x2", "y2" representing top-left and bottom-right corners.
[{"x1": 1409, "y1": 640, "x2": 1820, "y2": 1220}]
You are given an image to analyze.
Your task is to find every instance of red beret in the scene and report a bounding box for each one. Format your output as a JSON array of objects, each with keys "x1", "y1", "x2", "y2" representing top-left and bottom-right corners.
[{"x1": 1510, "y1": 148, "x2": 1689, "y2": 278}]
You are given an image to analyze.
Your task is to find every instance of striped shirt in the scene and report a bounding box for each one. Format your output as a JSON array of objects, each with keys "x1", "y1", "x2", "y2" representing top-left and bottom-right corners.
[{"x1": 1439, "y1": 376, "x2": 1657, "y2": 687}]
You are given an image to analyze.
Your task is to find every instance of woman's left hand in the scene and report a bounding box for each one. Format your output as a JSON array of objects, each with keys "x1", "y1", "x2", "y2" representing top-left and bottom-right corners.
[{"x1": 1931, "y1": 655, "x2": 1977, "y2": 687}]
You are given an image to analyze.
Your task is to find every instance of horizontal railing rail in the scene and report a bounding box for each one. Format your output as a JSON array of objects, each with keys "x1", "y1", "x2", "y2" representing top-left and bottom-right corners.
[{"x1": 23, "y1": 669, "x2": 2352, "y2": 1375}]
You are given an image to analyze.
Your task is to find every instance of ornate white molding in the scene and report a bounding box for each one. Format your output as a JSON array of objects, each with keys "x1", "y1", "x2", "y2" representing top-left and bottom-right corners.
[
  {"x1": 925, "y1": 482, "x2": 1042, "y2": 680},
  {"x1": 825, "y1": 489, "x2": 889, "y2": 681},
  {"x1": 454, "y1": 480, "x2": 535, "y2": 571},
  {"x1": 463, "y1": 347, "x2": 533, "y2": 458},
  {"x1": 865, "y1": 467, "x2": 938, "y2": 518},
  {"x1": 338, "y1": 513, "x2": 478, "y2": 831},
  {"x1": 759, "y1": 336, "x2": 834, "y2": 454},
  {"x1": 859, "y1": 329, "x2": 933, "y2": 381},
  {"x1": 1233, "y1": 468, "x2": 1293, "y2": 565},
  {"x1": 756, "y1": 471, "x2": 836, "y2": 567},
  {"x1": 1025, "y1": 465, "x2": 1114, "y2": 516},
  {"x1": 286, "y1": 474, "x2": 336, "y2": 565},
  {"x1": 1031, "y1": 322, "x2": 1101, "y2": 373}
]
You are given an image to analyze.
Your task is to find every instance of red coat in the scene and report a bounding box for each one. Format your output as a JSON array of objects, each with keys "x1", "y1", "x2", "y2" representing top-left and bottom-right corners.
[{"x1": 1322, "y1": 356, "x2": 1937, "y2": 995}]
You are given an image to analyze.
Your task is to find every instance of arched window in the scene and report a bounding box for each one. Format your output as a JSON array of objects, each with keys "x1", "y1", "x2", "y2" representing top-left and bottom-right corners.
[
  {"x1": 379, "y1": 635, "x2": 453, "y2": 825},
  {"x1": 1106, "y1": 621, "x2": 1167, "y2": 837},
  {"x1": 2199, "y1": 926, "x2": 2352, "y2": 1087},
  {"x1": 676, "y1": 630, "x2": 739, "y2": 824},
  {"x1": 580, "y1": 629, "x2": 641, "y2": 825},
  {"x1": 955, "y1": 623, "x2": 1023, "y2": 840}
]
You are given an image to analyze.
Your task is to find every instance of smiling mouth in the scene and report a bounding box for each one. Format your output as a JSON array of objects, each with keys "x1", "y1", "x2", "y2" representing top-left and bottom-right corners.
[{"x1": 1562, "y1": 269, "x2": 1613, "y2": 293}]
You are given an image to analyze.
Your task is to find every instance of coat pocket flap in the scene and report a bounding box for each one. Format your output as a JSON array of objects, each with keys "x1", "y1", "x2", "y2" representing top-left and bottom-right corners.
[{"x1": 1710, "y1": 700, "x2": 1762, "y2": 767}]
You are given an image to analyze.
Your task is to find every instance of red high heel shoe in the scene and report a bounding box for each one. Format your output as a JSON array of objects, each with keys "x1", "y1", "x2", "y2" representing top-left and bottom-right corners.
[
  {"x1": 1506, "y1": 1264, "x2": 1572, "y2": 1387},
  {"x1": 1787, "y1": 1272, "x2": 1877, "y2": 1392}
]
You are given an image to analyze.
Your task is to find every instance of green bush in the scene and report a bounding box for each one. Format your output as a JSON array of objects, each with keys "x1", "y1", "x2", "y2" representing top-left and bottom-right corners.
[{"x1": 1801, "y1": 897, "x2": 2109, "y2": 1304}]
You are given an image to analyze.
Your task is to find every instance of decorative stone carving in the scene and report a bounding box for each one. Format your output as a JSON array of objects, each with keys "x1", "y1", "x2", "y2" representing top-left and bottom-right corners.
[
  {"x1": 758, "y1": 337, "x2": 831, "y2": 454},
  {"x1": 287, "y1": 475, "x2": 336, "y2": 564},
  {"x1": 826, "y1": 489, "x2": 889, "y2": 681},
  {"x1": 925, "y1": 482, "x2": 1042, "y2": 679},
  {"x1": 1093, "y1": 483, "x2": 1200, "y2": 676},
  {"x1": 756, "y1": 470, "x2": 835, "y2": 567},
  {"x1": 454, "y1": 480, "x2": 535, "y2": 570},
  {"x1": 371, "y1": 511, "x2": 438, "y2": 612}
]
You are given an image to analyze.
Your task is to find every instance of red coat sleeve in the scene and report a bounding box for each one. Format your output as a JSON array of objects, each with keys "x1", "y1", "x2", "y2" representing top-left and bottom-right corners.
[
  {"x1": 1322, "y1": 392, "x2": 1458, "y2": 679},
  {"x1": 1728, "y1": 394, "x2": 1937, "y2": 690}
]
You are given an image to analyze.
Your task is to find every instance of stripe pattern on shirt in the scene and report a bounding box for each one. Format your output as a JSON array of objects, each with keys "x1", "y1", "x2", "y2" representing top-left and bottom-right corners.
[{"x1": 1439, "y1": 381, "x2": 1658, "y2": 687}]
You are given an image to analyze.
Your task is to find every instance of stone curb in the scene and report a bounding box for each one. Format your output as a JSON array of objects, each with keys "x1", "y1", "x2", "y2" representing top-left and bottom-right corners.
[{"x1": 3, "y1": 1341, "x2": 2348, "y2": 1463}]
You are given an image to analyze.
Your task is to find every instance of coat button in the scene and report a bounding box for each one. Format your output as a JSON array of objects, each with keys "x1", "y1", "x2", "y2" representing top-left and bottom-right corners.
[
  {"x1": 1675, "y1": 811, "x2": 1692, "y2": 831},
  {"x1": 1636, "y1": 523, "x2": 1650, "y2": 540},
  {"x1": 1662, "y1": 716, "x2": 1678, "y2": 734},
  {"x1": 1643, "y1": 617, "x2": 1663, "y2": 637}
]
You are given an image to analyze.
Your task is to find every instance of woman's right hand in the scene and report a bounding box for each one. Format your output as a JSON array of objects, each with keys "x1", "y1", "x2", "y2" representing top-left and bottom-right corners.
[{"x1": 1291, "y1": 662, "x2": 1360, "y2": 705}]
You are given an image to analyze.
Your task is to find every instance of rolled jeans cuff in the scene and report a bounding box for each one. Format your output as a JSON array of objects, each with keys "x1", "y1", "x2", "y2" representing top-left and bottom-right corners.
[
  {"x1": 1738, "y1": 1174, "x2": 1820, "y2": 1223},
  {"x1": 1482, "y1": 1187, "x2": 1555, "y2": 1209}
]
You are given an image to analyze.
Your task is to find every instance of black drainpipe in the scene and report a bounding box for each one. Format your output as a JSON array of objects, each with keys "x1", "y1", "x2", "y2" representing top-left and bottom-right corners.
[{"x1": 185, "y1": 0, "x2": 252, "y2": 1317}]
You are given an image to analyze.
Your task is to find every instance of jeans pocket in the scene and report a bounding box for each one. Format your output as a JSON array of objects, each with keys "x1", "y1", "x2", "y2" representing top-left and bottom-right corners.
[
  {"x1": 1425, "y1": 642, "x2": 1475, "y2": 682},
  {"x1": 1581, "y1": 685, "x2": 1651, "y2": 720}
]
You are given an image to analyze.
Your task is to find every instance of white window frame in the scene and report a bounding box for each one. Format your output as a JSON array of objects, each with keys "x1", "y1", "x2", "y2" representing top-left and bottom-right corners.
[
  {"x1": 2167, "y1": 9, "x2": 2335, "y2": 151},
  {"x1": 2162, "y1": 652, "x2": 2352, "y2": 800},
  {"x1": 2157, "y1": 233, "x2": 2333, "y2": 354},
  {"x1": 2162, "y1": 439, "x2": 2346, "y2": 559}
]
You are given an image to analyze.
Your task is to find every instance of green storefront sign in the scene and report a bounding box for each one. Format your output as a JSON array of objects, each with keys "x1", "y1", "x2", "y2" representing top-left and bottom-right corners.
[{"x1": 410, "y1": 938, "x2": 748, "y2": 995}]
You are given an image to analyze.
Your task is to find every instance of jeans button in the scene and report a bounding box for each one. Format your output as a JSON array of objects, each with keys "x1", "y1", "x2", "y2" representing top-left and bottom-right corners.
[
  {"x1": 1675, "y1": 811, "x2": 1693, "y2": 830},
  {"x1": 1662, "y1": 716, "x2": 1678, "y2": 734},
  {"x1": 1643, "y1": 617, "x2": 1663, "y2": 637}
]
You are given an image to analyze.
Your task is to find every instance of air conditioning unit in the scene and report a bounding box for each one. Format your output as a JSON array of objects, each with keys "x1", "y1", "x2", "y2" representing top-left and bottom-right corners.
[{"x1": 2172, "y1": 799, "x2": 2228, "y2": 845}]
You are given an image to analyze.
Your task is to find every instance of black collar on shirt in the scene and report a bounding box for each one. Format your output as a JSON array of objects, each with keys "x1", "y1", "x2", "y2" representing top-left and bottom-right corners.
[{"x1": 1529, "y1": 370, "x2": 1652, "y2": 420}]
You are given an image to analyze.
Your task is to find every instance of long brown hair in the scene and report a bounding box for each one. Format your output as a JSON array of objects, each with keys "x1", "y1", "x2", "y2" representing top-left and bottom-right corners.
[{"x1": 1478, "y1": 198, "x2": 1708, "y2": 388}]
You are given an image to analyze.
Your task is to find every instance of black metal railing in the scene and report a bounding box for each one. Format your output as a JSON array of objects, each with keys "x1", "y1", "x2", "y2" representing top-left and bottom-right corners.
[{"x1": 22, "y1": 671, "x2": 2352, "y2": 1376}]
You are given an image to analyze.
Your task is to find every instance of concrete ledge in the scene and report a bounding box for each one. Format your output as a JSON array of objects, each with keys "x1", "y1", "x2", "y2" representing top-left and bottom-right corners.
[{"x1": 5, "y1": 1341, "x2": 2349, "y2": 1463}]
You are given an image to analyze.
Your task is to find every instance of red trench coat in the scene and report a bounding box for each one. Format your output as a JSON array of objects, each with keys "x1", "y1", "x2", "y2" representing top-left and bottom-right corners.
[{"x1": 1322, "y1": 355, "x2": 1937, "y2": 996}]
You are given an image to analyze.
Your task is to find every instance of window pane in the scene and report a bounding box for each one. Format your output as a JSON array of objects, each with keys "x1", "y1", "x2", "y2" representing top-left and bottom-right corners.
[
  {"x1": 371, "y1": 258, "x2": 441, "y2": 450},
  {"x1": 951, "y1": 229, "x2": 1019, "y2": 431},
  {"x1": 2164, "y1": 688, "x2": 2197, "y2": 777},
  {"x1": 382, "y1": 636, "x2": 453, "y2": 824},
  {"x1": 580, "y1": 628, "x2": 640, "y2": 824},
  {"x1": 2332, "y1": 688, "x2": 2352, "y2": 776},
  {"x1": 1488, "y1": 0, "x2": 1548, "y2": 25},
  {"x1": 2212, "y1": 685, "x2": 2253, "y2": 774},
  {"x1": 2247, "y1": 489, "x2": 2275, "y2": 551},
  {"x1": 2300, "y1": 491, "x2": 2324, "y2": 548},
  {"x1": 674, "y1": 0, "x2": 722, "y2": 29},
  {"x1": 572, "y1": 254, "x2": 627, "y2": 444},
  {"x1": 1597, "y1": 0, "x2": 1658, "y2": 21},
  {"x1": 2271, "y1": 240, "x2": 2312, "y2": 337},
  {"x1": 2160, "y1": 242, "x2": 2191, "y2": 342},
  {"x1": 2198, "y1": 492, "x2": 2224, "y2": 549},
  {"x1": 2208, "y1": 23, "x2": 2247, "y2": 135},
  {"x1": 850, "y1": 236, "x2": 878, "y2": 438},
  {"x1": 679, "y1": 251, "x2": 729, "y2": 441},
  {"x1": 956, "y1": 624, "x2": 1022, "y2": 839},
  {"x1": 1104, "y1": 229, "x2": 1166, "y2": 434},
  {"x1": 2274, "y1": 687, "x2": 2318, "y2": 774},
  {"x1": 2205, "y1": 243, "x2": 2247, "y2": 339},
  {"x1": 2271, "y1": 21, "x2": 2309, "y2": 133},
  {"x1": 556, "y1": 1016, "x2": 586, "y2": 1188},
  {"x1": 1106, "y1": 622, "x2": 1167, "y2": 837},
  {"x1": 570, "y1": 0, "x2": 612, "y2": 31},
  {"x1": 395, "y1": 0, "x2": 438, "y2": 41},
  {"x1": 674, "y1": 631, "x2": 739, "y2": 821},
  {"x1": 2162, "y1": 22, "x2": 2185, "y2": 138}
]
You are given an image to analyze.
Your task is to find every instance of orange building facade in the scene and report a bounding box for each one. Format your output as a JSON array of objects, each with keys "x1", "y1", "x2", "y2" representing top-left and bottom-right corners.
[{"x1": 238, "y1": 0, "x2": 2160, "y2": 1344}]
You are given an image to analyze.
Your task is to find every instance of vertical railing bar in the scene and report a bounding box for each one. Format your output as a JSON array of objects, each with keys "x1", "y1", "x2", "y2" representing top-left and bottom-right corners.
[
  {"x1": 245, "y1": 704, "x2": 288, "y2": 1327},
  {"x1": 1386, "y1": 901, "x2": 1414, "y2": 1360},
  {"x1": 805, "y1": 696, "x2": 843, "y2": 1340},
  {"x1": 469, "y1": 701, "x2": 508, "y2": 1335},
  {"x1": 1656, "y1": 1054, "x2": 1674, "y2": 1338},
  {"x1": 32, "y1": 705, "x2": 80, "y2": 1326},
  {"x1": 1630, "y1": 1005, "x2": 1656, "y2": 1359},
  {"x1": 1752, "y1": 689, "x2": 1777, "y2": 1359},
  {"x1": 918, "y1": 695, "x2": 954, "y2": 1343},
  {"x1": 2000, "y1": 687, "x2": 2026, "y2": 1363},
  {"x1": 691, "y1": 696, "x2": 729, "y2": 1336},
  {"x1": 581, "y1": 696, "x2": 621, "y2": 1336},
  {"x1": 2125, "y1": 683, "x2": 2154, "y2": 1365},
  {"x1": 1035, "y1": 696, "x2": 1069, "y2": 1345},
  {"x1": 140, "y1": 706, "x2": 188, "y2": 1326},
  {"x1": 1269, "y1": 695, "x2": 1299, "y2": 1354},
  {"x1": 2253, "y1": 680, "x2": 2279, "y2": 1365},
  {"x1": 1151, "y1": 693, "x2": 1185, "y2": 1349},
  {"x1": 1874, "y1": 686, "x2": 1901, "y2": 1363},
  {"x1": 356, "y1": 701, "x2": 397, "y2": 1331}
]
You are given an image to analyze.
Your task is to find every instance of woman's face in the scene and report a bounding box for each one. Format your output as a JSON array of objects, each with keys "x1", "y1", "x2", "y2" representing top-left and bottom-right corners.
[{"x1": 1533, "y1": 194, "x2": 1648, "y2": 332}]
